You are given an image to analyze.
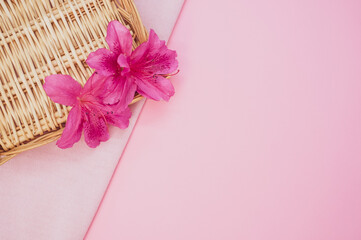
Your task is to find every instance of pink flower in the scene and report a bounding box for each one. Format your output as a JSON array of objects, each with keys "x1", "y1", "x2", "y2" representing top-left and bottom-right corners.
[
  {"x1": 86, "y1": 20, "x2": 178, "y2": 106},
  {"x1": 43, "y1": 73, "x2": 131, "y2": 149}
]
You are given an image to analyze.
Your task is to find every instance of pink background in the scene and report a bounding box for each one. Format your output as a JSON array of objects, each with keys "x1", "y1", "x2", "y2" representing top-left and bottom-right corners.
[{"x1": 86, "y1": 0, "x2": 361, "y2": 239}]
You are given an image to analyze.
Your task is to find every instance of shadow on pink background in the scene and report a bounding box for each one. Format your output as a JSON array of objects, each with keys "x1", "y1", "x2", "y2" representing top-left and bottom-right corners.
[{"x1": 86, "y1": 0, "x2": 361, "y2": 239}]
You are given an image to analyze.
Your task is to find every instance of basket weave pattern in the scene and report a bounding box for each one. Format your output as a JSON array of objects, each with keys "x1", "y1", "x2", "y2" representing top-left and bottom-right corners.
[{"x1": 0, "y1": 0, "x2": 147, "y2": 164}]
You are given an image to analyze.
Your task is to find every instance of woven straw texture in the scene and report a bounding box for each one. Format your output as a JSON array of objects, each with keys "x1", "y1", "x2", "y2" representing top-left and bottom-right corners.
[{"x1": 0, "y1": 0, "x2": 148, "y2": 165}]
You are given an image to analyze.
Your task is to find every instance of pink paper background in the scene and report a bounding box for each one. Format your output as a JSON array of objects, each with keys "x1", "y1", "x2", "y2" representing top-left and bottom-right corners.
[{"x1": 86, "y1": 0, "x2": 361, "y2": 239}]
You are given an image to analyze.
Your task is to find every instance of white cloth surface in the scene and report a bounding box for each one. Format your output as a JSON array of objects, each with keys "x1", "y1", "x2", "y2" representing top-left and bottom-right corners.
[{"x1": 0, "y1": 1, "x2": 183, "y2": 239}]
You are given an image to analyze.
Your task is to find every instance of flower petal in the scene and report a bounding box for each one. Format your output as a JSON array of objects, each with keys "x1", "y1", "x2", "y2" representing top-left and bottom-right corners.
[
  {"x1": 104, "y1": 105, "x2": 132, "y2": 129},
  {"x1": 86, "y1": 48, "x2": 118, "y2": 76},
  {"x1": 106, "y1": 20, "x2": 133, "y2": 56},
  {"x1": 81, "y1": 72, "x2": 108, "y2": 98},
  {"x1": 83, "y1": 110, "x2": 110, "y2": 148},
  {"x1": 56, "y1": 105, "x2": 83, "y2": 149},
  {"x1": 117, "y1": 54, "x2": 130, "y2": 77},
  {"x1": 135, "y1": 74, "x2": 175, "y2": 101},
  {"x1": 101, "y1": 75, "x2": 137, "y2": 107},
  {"x1": 130, "y1": 29, "x2": 178, "y2": 75},
  {"x1": 43, "y1": 74, "x2": 81, "y2": 106}
]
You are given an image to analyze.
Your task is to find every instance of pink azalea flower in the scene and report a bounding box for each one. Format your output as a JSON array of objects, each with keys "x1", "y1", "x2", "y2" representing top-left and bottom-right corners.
[
  {"x1": 43, "y1": 73, "x2": 131, "y2": 149},
  {"x1": 86, "y1": 20, "x2": 178, "y2": 106}
]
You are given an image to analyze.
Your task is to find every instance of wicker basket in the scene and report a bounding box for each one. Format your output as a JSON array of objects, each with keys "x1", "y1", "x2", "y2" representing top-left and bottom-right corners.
[{"x1": 0, "y1": 0, "x2": 148, "y2": 165}]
